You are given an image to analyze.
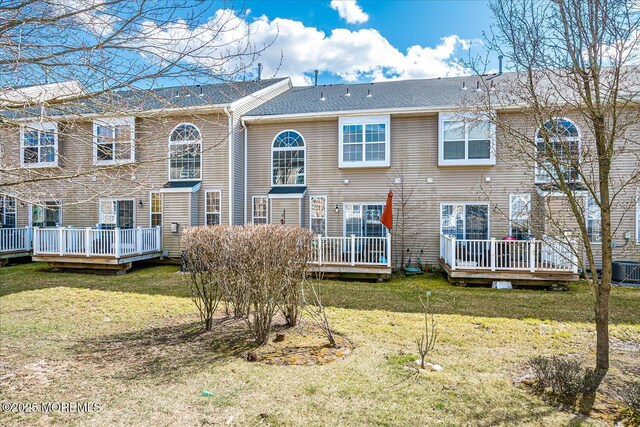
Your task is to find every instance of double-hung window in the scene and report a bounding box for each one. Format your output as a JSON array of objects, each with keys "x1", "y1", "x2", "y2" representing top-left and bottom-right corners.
[
  {"x1": 93, "y1": 117, "x2": 135, "y2": 164},
  {"x1": 440, "y1": 203, "x2": 490, "y2": 240},
  {"x1": 205, "y1": 190, "x2": 222, "y2": 225},
  {"x1": 310, "y1": 196, "x2": 327, "y2": 236},
  {"x1": 150, "y1": 192, "x2": 162, "y2": 227},
  {"x1": 586, "y1": 195, "x2": 601, "y2": 243},
  {"x1": 252, "y1": 196, "x2": 268, "y2": 224},
  {"x1": 169, "y1": 123, "x2": 202, "y2": 181},
  {"x1": 0, "y1": 196, "x2": 17, "y2": 228},
  {"x1": 21, "y1": 122, "x2": 58, "y2": 167},
  {"x1": 535, "y1": 118, "x2": 580, "y2": 184},
  {"x1": 438, "y1": 113, "x2": 495, "y2": 166},
  {"x1": 339, "y1": 116, "x2": 390, "y2": 168},
  {"x1": 31, "y1": 201, "x2": 62, "y2": 227},
  {"x1": 509, "y1": 194, "x2": 531, "y2": 239}
]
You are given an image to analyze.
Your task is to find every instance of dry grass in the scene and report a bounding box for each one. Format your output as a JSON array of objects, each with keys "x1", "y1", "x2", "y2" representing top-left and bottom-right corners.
[{"x1": 1, "y1": 262, "x2": 639, "y2": 426}]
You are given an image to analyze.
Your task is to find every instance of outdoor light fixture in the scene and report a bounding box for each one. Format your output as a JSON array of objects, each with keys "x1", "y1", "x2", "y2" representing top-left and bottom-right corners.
[
  {"x1": 335, "y1": 204, "x2": 339, "y2": 213},
  {"x1": 138, "y1": 200, "x2": 144, "y2": 207}
]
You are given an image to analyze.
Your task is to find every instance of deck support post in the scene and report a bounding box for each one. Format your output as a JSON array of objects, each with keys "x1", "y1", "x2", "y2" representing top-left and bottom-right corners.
[
  {"x1": 529, "y1": 238, "x2": 536, "y2": 272},
  {"x1": 85, "y1": 228, "x2": 91, "y2": 257},
  {"x1": 317, "y1": 234, "x2": 323, "y2": 265},
  {"x1": 156, "y1": 226, "x2": 162, "y2": 251},
  {"x1": 33, "y1": 227, "x2": 39, "y2": 254},
  {"x1": 114, "y1": 228, "x2": 121, "y2": 259},
  {"x1": 490, "y1": 238, "x2": 496, "y2": 271},
  {"x1": 386, "y1": 233, "x2": 392, "y2": 267},
  {"x1": 137, "y1": 227, "x2": 143, "y2": 254},
  {"x1": 58, "y1": 227, "x2": 65, "y2": 256},
  {"x1": 450, "y1": 236, "x2": 456, "y2": 271},
  {"x1": 571, "y1": 239, "x2": 579, "y2": 274},
  {"x1": 350, "y1": 234, "x2": 356, "y2": 266}
]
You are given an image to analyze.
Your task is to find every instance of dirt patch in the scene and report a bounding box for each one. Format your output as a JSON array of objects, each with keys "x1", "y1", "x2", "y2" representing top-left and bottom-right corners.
[{"x1": 250, "y1": 321, "x2": 353, "y2": 366}]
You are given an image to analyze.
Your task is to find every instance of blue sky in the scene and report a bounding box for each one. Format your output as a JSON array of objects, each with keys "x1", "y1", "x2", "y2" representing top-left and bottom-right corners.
[
  {"x1": 237, "y1": 0, "x2": 496, "y2": 84},
  {"x1": 144, "y1": 1, "x2": 497, "y2": 86}
]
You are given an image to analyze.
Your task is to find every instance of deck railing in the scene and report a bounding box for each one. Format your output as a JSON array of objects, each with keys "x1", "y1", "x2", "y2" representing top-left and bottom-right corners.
[
  {"x1": 440, "y1": 234, "x2": 578, "y2": 273},
  {"x1": 33, "y1": 226, "x2": 161, "y2": 258},
  {"x1": 310, "y1": 234, "x2": 391, "y2": 267},
  {"x1": 0, "y1": 227, "x2": 32, "y2": 253}
]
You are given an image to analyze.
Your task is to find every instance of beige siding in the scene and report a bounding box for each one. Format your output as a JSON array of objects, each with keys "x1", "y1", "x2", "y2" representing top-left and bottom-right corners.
[
  {"x1": 246, "y1": 113, "x2": 640, "y2": 267},
  {"x1": 271, "y1": 198, "x2": 302, "y2": 226},
  {"x1": 162, "y1": 192, "x2": 190, "y2": 257}
]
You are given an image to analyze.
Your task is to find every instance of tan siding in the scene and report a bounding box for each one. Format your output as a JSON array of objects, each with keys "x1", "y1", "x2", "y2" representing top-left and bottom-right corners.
[{"x1": 270, "y1": 198, "x2": 301, "y2": 226}]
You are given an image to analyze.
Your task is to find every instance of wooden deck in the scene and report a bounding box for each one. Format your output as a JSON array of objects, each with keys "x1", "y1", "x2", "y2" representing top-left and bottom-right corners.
[
  {"x1": 0, "y1": 250, "x2": 32, "y2": 266},
  {"x1": 32, "y1": 251, "x2": 163, "y2": 273},
  {"x1": 439, "y1": 258, "x2": 580, "y2": 286},
  {"x1": 310, "y1": 263, "x2": 392, "y2": 280}
]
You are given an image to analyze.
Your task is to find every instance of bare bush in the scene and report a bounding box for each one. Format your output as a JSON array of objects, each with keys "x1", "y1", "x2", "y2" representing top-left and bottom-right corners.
[
  {"x1": 416, "y1": 291, "x2": 437, "y2": 370},
  {"x1": 181, "y1": 227, "x2": 226, "y2": 331},
  {"x1": 302, "y1": 281, "x2": 336, "y2": 347},
  {"x1": 278, "y1": 227, "x2": 315, "y2": 326},
  {"x1": 528, "y1": 356, "x2": 587, "y2": 403}
]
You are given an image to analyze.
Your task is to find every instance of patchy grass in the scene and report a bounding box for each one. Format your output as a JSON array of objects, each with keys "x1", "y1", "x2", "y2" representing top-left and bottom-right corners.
[{"x1": 0, "y1": 262, "x2": 639, "y2": 426}]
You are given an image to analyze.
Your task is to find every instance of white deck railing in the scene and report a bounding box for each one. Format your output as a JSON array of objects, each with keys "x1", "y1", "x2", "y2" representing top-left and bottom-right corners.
[
  {"x1": 310, "y1": 234, "x2": 391, "y2": 267},
  {"x1": 440, "y1": 234, "x2": 578, "y2": 273},
  {"x1": 0, "y1": 227, "x2": 32, "y2": 253},
  {"x1": 33, "y1": 226, "x2": 161, "y2": 258}
]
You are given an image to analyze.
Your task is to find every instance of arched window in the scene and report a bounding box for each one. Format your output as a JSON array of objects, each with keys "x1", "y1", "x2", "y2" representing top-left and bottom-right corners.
[
  {"x1": 535, "y1": 118, "x2": 580, "y2": 183},
  {"x1": 272, "y1": 130, "x2": 305, "y2": 185},
  {"x1": 169, "y1": 123, "x2": 201, "y2": 181}
]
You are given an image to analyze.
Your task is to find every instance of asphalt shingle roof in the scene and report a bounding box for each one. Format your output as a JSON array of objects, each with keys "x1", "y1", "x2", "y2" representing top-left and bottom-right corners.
[
  {"x1": 2, "y1": 78, "x2": 287, "y2": 118},
  {"x1": 245, "y1": 75, "x2": 501, "y2": 117}
]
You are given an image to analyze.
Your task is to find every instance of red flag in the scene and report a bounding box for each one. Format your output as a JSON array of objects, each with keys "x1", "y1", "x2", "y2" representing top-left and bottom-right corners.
[{"x1": 381, "y1": 190, "x2": 393, "y2": 230}]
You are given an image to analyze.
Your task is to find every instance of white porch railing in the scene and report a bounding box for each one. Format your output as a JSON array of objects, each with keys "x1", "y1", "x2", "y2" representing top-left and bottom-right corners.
[
  {"x1": 310, "y1": 234, "x2": 392, "y2": 267},
  {"x1": 33, "y1": 226, "x2": 161, "y2": 258},
  {"x1": 439, "y1": 234, "x2": 578, "y2": 273},
  {"x1": 0, "y1": 227, "x2": 32, "y2": 253}
]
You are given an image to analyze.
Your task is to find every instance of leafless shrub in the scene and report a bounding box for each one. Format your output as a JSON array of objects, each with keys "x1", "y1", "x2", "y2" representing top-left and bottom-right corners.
[
  {"x1": 278, "y1": 227, "x2": 315, "y2": 326},
  {"x1": 302, "y1": 282, "x2": 336, "y2": 347},
  {"x1": 181, "y1": 227, "x2": 225, "y2": 331},
  {"x1": 620, "y1": 381, "x2": 640, "y2": 416},
  {"x1": 528, "y1": 355, "x2": 588, "y2": 404},
  {"x1": 416, "y1": 291, "x2": 437, "y2": 370}
]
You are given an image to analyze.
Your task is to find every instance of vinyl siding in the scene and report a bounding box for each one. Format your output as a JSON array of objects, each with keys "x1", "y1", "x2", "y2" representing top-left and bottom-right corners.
[
  {"x1": 246, "y1": 112, "x2": 640, "y2": 267},
  {"x1": 271, "y1": 198, "x2": 301, "y2": 226}
]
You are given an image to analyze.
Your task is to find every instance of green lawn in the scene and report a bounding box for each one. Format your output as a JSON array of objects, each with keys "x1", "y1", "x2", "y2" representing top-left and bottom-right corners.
[{"x1": 1, "y1": 262, "x2": 639, "y2": 426}]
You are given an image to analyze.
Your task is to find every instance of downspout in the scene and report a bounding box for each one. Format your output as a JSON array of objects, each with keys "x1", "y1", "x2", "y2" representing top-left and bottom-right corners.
[
  {"x1": 242, "y1": 119, "x2": 248, "y2": 224},
  {"x1": 224, "y1": 106, "x2": 233, "y2": 225}
]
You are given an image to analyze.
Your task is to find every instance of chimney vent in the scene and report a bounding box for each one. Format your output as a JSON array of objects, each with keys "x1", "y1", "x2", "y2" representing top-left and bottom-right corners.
[
  {"x1": 462, "y1": 81, "x2": 467, "y2": 90},
  {"x1": 314, "y1": 70, "x2": 319, "y2": 86},
  {"x1": 367, "y1": 89, "x2": 371, "y2": 97},
  {"x1": 498, "y1": 55, "x2": 503, "y2": 75},
  {"x1": 257, "y1": 63, "x2": 263, "y2": 81},
  {"x1": 320, "y1": 91, "x2": 326, "y2": 101},
  {"x1": 345, "y1": 88, "x2": 350, "y2": 97}
]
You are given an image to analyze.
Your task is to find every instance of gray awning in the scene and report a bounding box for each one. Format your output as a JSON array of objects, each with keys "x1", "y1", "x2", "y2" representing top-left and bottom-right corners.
[{"x1": 268, "y1": 186, "x2": 307, "y2": 199}]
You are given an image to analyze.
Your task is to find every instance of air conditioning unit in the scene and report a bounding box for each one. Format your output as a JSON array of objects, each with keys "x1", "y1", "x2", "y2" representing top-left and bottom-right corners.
[{"x1": 612, "y1": 260, "x2": 640, "y2": 283}]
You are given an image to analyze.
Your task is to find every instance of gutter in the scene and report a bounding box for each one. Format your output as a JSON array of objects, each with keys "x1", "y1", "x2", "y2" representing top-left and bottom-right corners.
[
  {"x1": 224, "y1": 106, "x2": 233, "y2": 225},
  {"x1": 242, "y1": 119, "x2": 248, "y2": 224}
]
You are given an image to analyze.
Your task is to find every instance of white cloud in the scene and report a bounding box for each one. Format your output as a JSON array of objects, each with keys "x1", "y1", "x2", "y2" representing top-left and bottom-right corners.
[
  {"x1": 330, "y1": 0, "x2": 369, "y2": 24},
  {"x1": 139, "y1": 9, "x2": 474, "y2": 85}
]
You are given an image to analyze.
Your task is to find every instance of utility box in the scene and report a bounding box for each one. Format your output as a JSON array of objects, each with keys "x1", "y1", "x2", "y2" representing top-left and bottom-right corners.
[{"x1": 171, "y1": 222, "x2": 179, "y2": 234}]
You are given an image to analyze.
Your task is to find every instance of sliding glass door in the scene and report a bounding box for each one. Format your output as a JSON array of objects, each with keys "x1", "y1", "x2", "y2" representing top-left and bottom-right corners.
[
  {"x1": 344, "y1": 203, "x2": 387, "y2": 237},
  {"x1": 99, "y1": 199, "x2": 135, "y2": 229}
]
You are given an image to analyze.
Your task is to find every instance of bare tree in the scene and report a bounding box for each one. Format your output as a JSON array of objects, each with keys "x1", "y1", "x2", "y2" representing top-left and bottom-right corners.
[
  {"x1": 389, "y1": 163, "x2": 422, "y2": 270},
  {"x1": 467, "y1": 0, "x2": 640, "y2": 380},
  {"x1": 416, "y1": 291, "x2": 437, "y2": 370},
  {"x1": 0, "y1": 1, "x2": 272, "y2": 205}
]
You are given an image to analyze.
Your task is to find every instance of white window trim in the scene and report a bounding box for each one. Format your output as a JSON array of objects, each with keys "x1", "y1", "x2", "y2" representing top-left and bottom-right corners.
[
  {"x1": 438, "y1": 112, "x2": 496, "y2": 166},
  {"x1": 168, "y1": 122, "x2": 203, "y2": 182},
  {"x1": 534, "y1": 117, "x2": 582, "y2": 184},
  {"x1": 20, "y1": 122, "x2": 59, "y2": 168},
  {"x1": 0, "y1": 195, "x2": 18, "y2": 228},
  {"x1": 271, "y1": 129, "x2": 307, "y2": 187},
  {"x1": 584, "y1": 194, "x2": 602, "y2": 245},
  {"x1": 252, "y1": 195, "x2": 269, "y2": 224},
  {"x1": 338, "y1": 115, "x2": 391, "y2": 168},
  {"x1": 92, "y1": 117, "x2": 136, "y2": 166},
  {"x1": 98, "y1": 198, "x2": 136, "y2": 228},
  {"x1": 508, "y1": 193, "x2": 531, "y2": 238},
  {"x1": 204, "y1": 189, "x2": 223, "y2": 225},
  {"x1": 309, "y1": 195, "x2": 328, "y2": 236},
  {"x1": 342, "y1": 202, "x2": 388, "y2": 237},
  {"x1": 149, "y1": 191, "x2": 162, "y2": 228},
  {"x1": 28, "y1": 200, "x2": 63, "y2": 227},
  {"x1": 439, "y1": 202, "x2": 491, "y2": 239}
]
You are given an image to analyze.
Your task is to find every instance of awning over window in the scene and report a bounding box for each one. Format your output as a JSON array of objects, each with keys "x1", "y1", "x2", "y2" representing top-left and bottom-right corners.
[
  {"x1": 161, "y1": 181, "x2": 201, "y2": 193},
  {"x1": 268, "y1": 186, "x2": 307, "y2": 199}
]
